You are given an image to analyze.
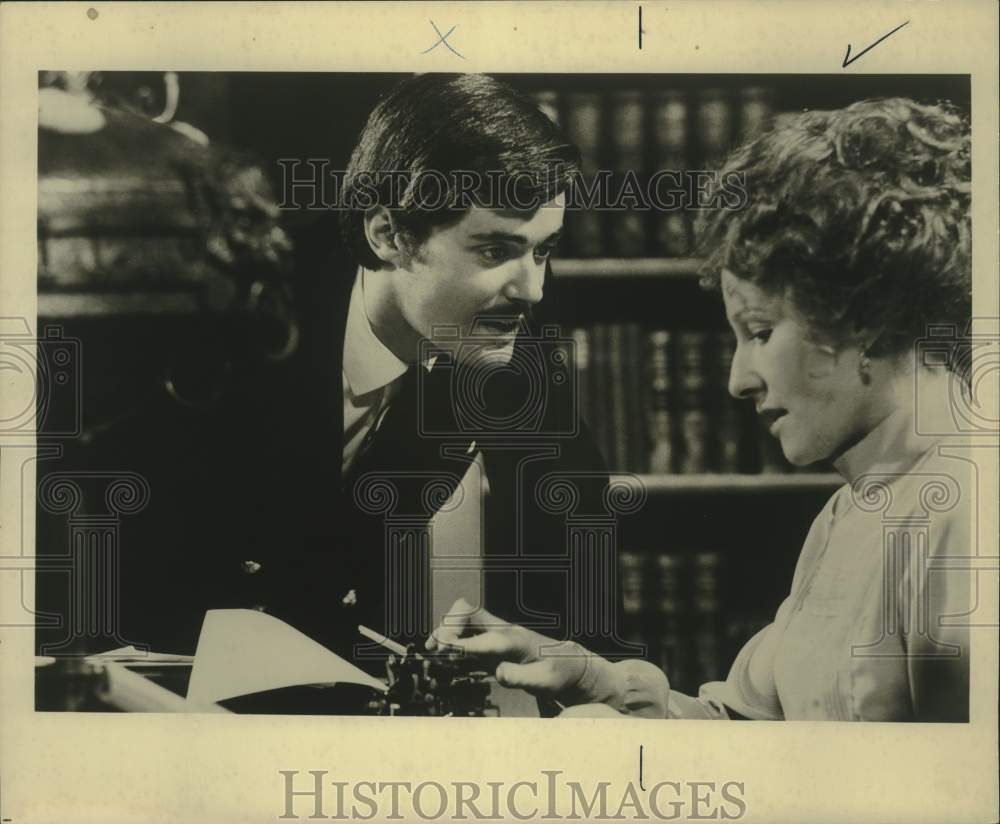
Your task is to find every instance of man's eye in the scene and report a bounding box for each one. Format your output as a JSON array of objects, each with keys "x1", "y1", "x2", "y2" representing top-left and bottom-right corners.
[
  {"x1": 533, "y1": 245, "x2": 555, "y2": 262},
  {"x1": 479, "y1": 246, "x2": 510, "y2": 264}
]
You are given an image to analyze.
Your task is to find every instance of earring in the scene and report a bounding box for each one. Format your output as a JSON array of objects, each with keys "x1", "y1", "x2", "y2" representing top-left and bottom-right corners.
[{"x1": 859, "y1": 352, "x2": 872, "y2": 385}]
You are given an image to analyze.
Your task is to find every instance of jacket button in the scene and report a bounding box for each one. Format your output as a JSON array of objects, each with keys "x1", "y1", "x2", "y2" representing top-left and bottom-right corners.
[{"x1": 242, "y1": 560, "x2": 262, "y2": 574}]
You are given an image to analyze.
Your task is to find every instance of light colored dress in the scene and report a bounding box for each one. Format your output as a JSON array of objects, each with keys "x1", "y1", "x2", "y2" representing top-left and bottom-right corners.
[{"x1": 584, "y1": 377, "x2": 975, "y2": 722}]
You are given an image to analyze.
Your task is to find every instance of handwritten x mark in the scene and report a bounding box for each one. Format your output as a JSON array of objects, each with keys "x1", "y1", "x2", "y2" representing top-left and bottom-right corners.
[
  {"x1": 843, "y1": 20, "x2": 910, "y2": 67},
  {"x1": 422, "y1": 20, "x2": 465, "y2": 59}
]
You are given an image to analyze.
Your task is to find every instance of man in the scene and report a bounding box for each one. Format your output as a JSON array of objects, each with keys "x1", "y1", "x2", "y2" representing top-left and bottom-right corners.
[
  {"x1": 40, "y1": 75, "x2": 629, "y2": 704},
  {"x1": 260, "y1": 73, "x2": 627, "y2": 673}
]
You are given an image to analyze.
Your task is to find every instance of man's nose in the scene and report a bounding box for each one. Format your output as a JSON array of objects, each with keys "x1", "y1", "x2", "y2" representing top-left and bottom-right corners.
[
  {"x1": 728, "y1": 344, "x2": 763, "y2": 400},
  {"x1": 503, "y1": 256, "x2": 545, "y2": 305}
]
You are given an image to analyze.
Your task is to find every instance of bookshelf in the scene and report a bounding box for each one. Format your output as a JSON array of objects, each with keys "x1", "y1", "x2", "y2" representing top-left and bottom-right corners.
[
  {"x1": 32, "y1": 72, "x2": 971, "y2": 695},
  {"x1": 38, "y1": 290, "x2": 204, "y2": 317},
  {"x1": 551, "y1": 257, "x2": 702, "y2": 280},
  {"x1": 613, "y1": 473, "x2": 842, "y2": 494},
  {"x1": 506, "y1": 73, "x2": 850, "y2": 696},
  {"x1": 521, "y1": 73, "x2": 968, "y2": 698}
]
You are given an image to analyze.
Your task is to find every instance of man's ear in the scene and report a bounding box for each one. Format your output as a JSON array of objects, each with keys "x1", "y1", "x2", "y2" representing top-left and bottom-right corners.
[{"x1": 363, "y1": 207, "x2": 405, "y2": 269}]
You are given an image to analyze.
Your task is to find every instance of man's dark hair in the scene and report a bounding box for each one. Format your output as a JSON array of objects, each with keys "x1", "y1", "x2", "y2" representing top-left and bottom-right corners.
[
  {"x1": 340, "y1": 73, "x2": 581, "y2": 269},
  {"x1": 697, "y1": 97, "x2": 971, "y2": 361}
]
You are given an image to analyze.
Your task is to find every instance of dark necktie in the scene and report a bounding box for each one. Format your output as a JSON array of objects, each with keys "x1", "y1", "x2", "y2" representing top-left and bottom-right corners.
[{"x1": 340, "y1": 361, "x2": 479, "y2": 649}]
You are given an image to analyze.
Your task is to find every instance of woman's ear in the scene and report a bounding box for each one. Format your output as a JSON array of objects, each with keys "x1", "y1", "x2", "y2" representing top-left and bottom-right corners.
[
  {"x1": 362, "y1": 207, "x2": 404, "y2": 269},
  {"x1": 858, "y1": 350, "x2": 872, "y2": 385}
]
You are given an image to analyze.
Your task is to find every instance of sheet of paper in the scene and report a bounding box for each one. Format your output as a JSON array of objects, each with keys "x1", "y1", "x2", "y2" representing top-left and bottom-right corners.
[
  {"x1": 186, "y1": 609, "x2": 387, "y2": 706},
  {"x1": 90, "y1": 646, "x2": 195, "y2": 665}
]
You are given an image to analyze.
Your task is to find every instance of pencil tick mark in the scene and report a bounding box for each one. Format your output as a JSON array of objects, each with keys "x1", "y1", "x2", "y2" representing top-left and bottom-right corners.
[
  {"x1": 842, "y1": 20, "x2": 909, "y2": 68},
  {"x1": 639, "y1": 744, "x2": 646, "y2": 791},
  {"x1": 638, "y1": 6, "x2": 644, "y2": 50},
  {"x1": 422, "y1": 20, "x2": 465, "y2": 59}
]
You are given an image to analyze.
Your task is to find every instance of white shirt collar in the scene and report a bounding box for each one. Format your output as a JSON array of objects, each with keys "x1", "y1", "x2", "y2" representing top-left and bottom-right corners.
[{"x1": 342, "y1": 266, "x2": 409, "y2": 397}]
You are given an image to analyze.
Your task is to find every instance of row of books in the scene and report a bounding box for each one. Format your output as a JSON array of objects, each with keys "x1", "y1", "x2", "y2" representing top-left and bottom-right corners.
[
  {"x1": 619, "y1": 549, "x2": 771, "y2": 697},
  {"x1": 533, "y1": 85, "x2": 777, "y2": 258},
  {"x1": 570, "y1": 324, "x2": 793, "y2": 475}
]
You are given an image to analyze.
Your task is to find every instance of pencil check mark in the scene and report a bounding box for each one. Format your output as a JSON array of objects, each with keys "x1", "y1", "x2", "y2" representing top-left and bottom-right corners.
[{"x1": 842, "y1": 20, "x2": 910, "y2": 67}]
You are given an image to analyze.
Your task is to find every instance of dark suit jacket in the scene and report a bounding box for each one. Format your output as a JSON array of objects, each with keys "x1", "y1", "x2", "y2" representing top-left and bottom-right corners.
[{"x1": 36, "y1": 214, "x2": 628, "y2": 679}]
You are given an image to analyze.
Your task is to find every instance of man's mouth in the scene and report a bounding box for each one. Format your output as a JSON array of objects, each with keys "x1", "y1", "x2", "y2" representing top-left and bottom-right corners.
[
  {"x1": 478, "y1": 316, "x2": 522, "y2": 334},
  {"x1": 758, "y1": 407, "x2": 788, "y2": 434}
]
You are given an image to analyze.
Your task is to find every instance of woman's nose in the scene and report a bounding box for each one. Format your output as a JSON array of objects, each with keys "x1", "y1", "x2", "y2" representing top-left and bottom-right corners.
[{"x1": 728, "y1": 345, "x2": 763, "y2": 399}]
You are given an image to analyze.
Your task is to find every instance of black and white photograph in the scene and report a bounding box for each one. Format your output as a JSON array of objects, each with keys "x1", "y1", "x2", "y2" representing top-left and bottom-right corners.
[
  {"x1": 29, "y1": 68, "x2": 979, "y2": 720},
  {"x1": 1, "y1": 3, "x2": 997, "y2": 823}
]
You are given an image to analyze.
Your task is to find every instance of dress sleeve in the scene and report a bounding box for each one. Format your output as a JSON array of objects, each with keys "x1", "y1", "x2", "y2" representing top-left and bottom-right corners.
[
  {"x1": 672, "y1": 491, "x2": 843, "y2": 721},
  {"x1": 676, "y1": 611, "x2": 787, "y2": 721},
  {"x1": 558, "y1": 605, "x2": 790, "y2": 720},
  {"x1": 560, "y1": 655, "x2": 671, "y2": 718},
  {"x1": 561, "y1": 490, "x2": 843, "y2": 721},
  {"x1": 904, "y1": 498, "x2": 971, "y2": 722}
]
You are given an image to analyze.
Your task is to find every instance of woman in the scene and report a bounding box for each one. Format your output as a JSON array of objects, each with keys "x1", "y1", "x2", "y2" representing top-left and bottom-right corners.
[{"x1": 427, "y1": 97, "x2": 974, "y2": 722}]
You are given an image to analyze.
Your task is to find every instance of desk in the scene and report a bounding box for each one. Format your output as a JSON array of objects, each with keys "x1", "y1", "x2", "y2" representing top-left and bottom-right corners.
[{"x1": 35, "y1": 658, "x2": 540, "y2": 716}]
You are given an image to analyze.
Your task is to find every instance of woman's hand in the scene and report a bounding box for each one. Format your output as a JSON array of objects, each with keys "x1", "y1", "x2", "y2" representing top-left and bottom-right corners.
[{"x1": 425, "y1": 598, "x2": 588, "y2": 698}]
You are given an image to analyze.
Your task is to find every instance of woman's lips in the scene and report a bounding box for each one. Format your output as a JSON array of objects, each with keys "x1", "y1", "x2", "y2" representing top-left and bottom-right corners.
[{"x1": 758, "y1": 408, "x2": 788, "y2": 435}]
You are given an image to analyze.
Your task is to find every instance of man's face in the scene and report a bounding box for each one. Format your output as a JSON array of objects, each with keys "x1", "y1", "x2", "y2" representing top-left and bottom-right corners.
[{"x1": 388, "y1": 195, "x2": 565, "y2": 360}]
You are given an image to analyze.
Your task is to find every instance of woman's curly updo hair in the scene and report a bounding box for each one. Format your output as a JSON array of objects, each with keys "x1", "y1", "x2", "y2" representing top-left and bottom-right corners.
[{"x1": 697, "y1": 97, "x2": 971, "y2": 361}]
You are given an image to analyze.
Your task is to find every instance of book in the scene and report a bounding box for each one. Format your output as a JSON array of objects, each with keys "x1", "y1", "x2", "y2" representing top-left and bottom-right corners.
[
  {"x1": 652, "y1": 552, "x2": 690, "y2": 694},
  {"x1": 694, "y1": 87, "x2": 735, "y2": 169},
  {"x1": 563, "y1": 92, "x2": 604, "y2": 257},
  {"x1": 650, "y1": 89, "x2": 690, "y2": 257},
  {"x1": 651, "y1": 89, "x2": 689, "y2": 172},
  {"x1": 676, "y1": 331, "x2": 709, "y2": 474},
  {"x1": 607, "y1": 323, "x2": 630, "y2": 471},
  {"x1": 646, "y1": 329, "x2": 673, "y2": 474},
  {"x1": 654, "y1": 211, "x2": 692, "y2": 257},
  {"x1": 609, "y1": 91, "x2": 647, "y2": 255},
  {"x1": 713, "y1": 333, "x2": 743, "y2": 472},
  {"x1": 623, "y1": 323, "x2": 649, "y2": 472},
  {"x1": 570, "y1": 327, "x2": 592, "y2": 438},
  {"x1": 738, "y1": 86, "x2": 776, "y2": 142},
  {"x1": 690, "y1": 550, "x2": 724, "y2": 684},
  {"x1": 560, "y1": 319, "x2": 811, "y2": 477},
  {"x1": 588, "y1": 323, "x2": 614, "y2": 466},
  {"x1": 618, "y1": 550, "x2": 646, "y2": 644}
]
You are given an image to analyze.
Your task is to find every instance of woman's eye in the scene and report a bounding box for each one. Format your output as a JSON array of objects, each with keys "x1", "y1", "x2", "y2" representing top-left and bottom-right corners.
[{"x1": 749, "y1": 328, "x2": 772, "y2": 343}]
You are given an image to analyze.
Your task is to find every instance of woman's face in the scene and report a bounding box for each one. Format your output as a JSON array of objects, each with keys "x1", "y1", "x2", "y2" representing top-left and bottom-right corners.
[{"x1": 721, "y1": 270, "x2": 882, "y2": 466}]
